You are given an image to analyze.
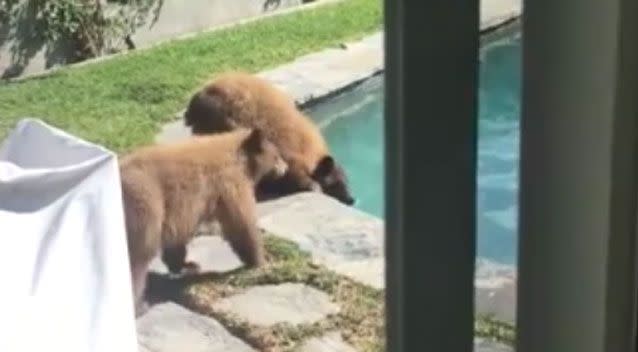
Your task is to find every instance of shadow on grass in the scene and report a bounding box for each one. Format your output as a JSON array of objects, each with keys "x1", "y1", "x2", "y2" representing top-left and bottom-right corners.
[{"x1": 144, "y1": 267, "x2": 248, "y2": 305}]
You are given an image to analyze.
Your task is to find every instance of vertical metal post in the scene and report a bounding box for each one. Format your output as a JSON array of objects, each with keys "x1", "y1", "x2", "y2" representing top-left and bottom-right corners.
[{"x1": 385, "y1": 1, "x2": 479, "y2": 351}]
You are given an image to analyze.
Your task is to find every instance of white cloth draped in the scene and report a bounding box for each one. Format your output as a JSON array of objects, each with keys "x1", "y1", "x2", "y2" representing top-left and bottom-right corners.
[{"x1": 0, "y1": 119, "x2": 138, "y2": 352}]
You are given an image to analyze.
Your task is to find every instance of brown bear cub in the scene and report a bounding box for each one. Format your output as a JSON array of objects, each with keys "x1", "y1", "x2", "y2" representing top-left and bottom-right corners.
[
  {"x1": 183, "y1": 71, "x2": 356, "y2": 206},
  {"x1": 119, "y1": 128, "x2": 287, "y2": 316}
]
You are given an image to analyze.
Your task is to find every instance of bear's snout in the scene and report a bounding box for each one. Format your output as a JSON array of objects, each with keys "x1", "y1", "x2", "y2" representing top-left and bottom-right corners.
[{"x1": 344, "y1": 196, "x2": 356, "y2": 206}]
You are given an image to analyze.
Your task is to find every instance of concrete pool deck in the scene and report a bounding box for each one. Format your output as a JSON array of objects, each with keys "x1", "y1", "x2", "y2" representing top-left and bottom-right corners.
[{"x1": 142, "y1": 1, "x2": 522, "y2": 351}]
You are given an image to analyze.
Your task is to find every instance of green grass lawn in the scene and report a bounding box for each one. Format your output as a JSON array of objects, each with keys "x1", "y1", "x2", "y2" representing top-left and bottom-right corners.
[{"x1": 0, "y1": 0, "x2": 382, "y2": 152}]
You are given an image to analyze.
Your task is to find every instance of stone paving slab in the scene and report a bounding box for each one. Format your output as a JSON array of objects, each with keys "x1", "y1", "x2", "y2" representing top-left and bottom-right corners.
[
  {"x1": 149, "y1": 235, "x2": 243, "y2": 275},
  {"x1": 475, "y1": 275, "x2": 517, "y2": 323},
  {"x1": 257, "y1": 192, "x2": 385, "y2": 289},
  {"x1": 475, "y1": 258, "x2": 517, "y2": 323},
  {"x1": 297, "y1": 331, "x2": 357, "y2": 352},
  {"x1": 257, "y1": 33, "x2": 384, "y2": 107},
  {"x1": 474, "y1": 338, "x2": 514, "y2": 352},
  {"x1": 212, "y1": 283, "x2": 339, "y2": 327},
  {"x1": 137, "y1": 302, "x2": 256, "y2": 352},
  {"x1": 481, "y1": 0, "x2": 522, "y2": 31}
]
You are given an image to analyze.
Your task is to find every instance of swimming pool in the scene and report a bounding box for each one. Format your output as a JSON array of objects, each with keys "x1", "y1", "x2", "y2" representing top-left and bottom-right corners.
[{"x1": 306, "y1": 33, "x2": 521, "y2": 266}]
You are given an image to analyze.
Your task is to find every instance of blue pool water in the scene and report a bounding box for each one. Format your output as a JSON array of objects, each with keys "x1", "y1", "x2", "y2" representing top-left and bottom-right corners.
[{"x1": 306, "y1": 33, "x2": 521, "y2": 265}]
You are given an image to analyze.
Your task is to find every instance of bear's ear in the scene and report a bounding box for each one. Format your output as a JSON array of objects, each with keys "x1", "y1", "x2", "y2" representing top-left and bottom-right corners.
[
  {"x1": 314, "y1": 155, "x2": 336, "y2": 177},
  {"x1": 243, "y1": 129, "x2": 265, "y2": 152}
]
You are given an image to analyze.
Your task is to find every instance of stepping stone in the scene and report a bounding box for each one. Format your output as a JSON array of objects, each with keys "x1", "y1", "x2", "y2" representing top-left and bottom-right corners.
[
  {"x1": 149, "y1": 236, "x2": 243, "y2": 275},
  {"x1": 136, "y1": 302, "x2": 256, "y2": 352},
  {"x1": 212, "y1": 283, "x2": 339, "y2": 327},
  {"x1": 475, "y1": 278, "x2": 517, "y2": 324},
  {"x1": 326, "y1": 257, "x2": 384, "y2": 289},
  {"x1": 475, "y1": 259, "x2": 517, "y2": 323},
  {"x1": 257, "y1": 192, "x2": 385, "y2": 289},
  {"x1": 297, "y1": 332, "x2": 356, "y2": 352},
  {"x1": 474, "y1": 338, "x2": 514, "y2": 352}
]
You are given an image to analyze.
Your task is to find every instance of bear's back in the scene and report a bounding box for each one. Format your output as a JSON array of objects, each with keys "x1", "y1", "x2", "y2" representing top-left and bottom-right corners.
[
  {"x1": 119, "y1": 131, "x2": 252, "y2": 192},
  {"x1": 210, "y1": 72, "x2": 329, "y2": 169}
]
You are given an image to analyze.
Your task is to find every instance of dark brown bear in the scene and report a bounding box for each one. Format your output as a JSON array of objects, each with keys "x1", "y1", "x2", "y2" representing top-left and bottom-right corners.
[
  {"x1": 183, "y1": 71, "x2": 355, "y2": 205},
  {"x1": 119, "y1": 128, "x2": 287, "y2": 316}
]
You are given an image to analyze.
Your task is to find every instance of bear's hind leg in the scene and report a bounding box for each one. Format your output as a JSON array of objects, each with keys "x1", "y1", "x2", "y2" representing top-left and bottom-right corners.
[
  {"x1": 124, "y1": 211, "x2": 162, "y2": 318},
  {"x1": 128, "y1": 230, "x2": 159, "y2": 317},
  {"x1": 130, "y1": 259, "x2": 152, "y2": 317},
  {"x1": 162, "y1": 245, "x2": 201, "y2": 275}
]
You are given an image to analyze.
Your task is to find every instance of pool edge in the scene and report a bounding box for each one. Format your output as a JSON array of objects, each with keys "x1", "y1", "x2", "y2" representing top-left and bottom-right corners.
[{"x1": 298, "y1": 18, "x2": 523, "y2": 112}]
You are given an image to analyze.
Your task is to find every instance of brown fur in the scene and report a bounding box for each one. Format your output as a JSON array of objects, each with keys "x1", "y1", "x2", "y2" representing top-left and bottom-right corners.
[
  {"x1": 184, "y1": 71, "x2": 355, "y2": 205},
  {"x1": 119, "y1": 128, "x2": 287, "y2": 316}
]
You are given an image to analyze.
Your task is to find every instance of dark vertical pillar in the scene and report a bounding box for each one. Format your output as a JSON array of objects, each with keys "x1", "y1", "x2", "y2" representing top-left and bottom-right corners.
[{"x1": 385, "y1": 1, "x2": 479, "y2": 351}]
